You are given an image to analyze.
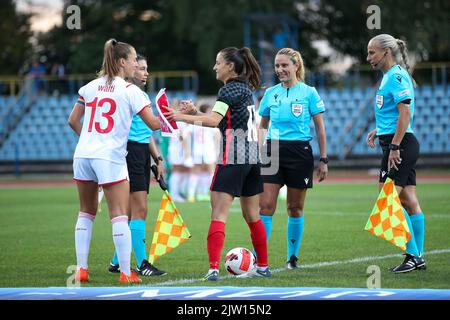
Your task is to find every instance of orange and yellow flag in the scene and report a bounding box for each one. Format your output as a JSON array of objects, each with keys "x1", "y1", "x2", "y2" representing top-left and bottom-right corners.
[
  {"x1": 364, "y1": 177, "x2": 411, "y2": 251},
  {"x1": 149, "y1": 192, "x2": 191, "y2": 264}
]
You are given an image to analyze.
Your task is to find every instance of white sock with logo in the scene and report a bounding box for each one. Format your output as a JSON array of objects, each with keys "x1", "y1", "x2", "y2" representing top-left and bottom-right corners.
[
  {"x1": 75, "y1": 212, "x2": 95, "y2": 269},
  {"x1": 111, "y1": 215, "x2": 132, "y2": 276}
]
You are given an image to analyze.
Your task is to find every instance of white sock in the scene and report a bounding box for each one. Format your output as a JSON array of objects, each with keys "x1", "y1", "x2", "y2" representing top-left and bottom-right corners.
[
  {"x1": 188, "y1": 173, "x2": 199, "y2": 199},
  {"x1": 169, "y1": 172, "x2": 181, "y2": 197},
  {"x1": 75, "y1": 212, "x2": 95, "y2": 269},
  {"x1": 201, "y1": 172, "x2": 212, "y2": 195},
  {"x1": 180, "y1": 172, "x2": 190, "y2": 196},
  {"x1": 111, "y1": 215, "x2": 132, "y2": 276}
]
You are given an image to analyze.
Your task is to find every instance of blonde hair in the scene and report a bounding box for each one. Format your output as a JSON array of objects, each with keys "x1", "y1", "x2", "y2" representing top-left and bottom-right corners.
[
  {"x1": 276, "y1": 48, "x2": 305, "y2": 82},
  {"x1": 369, "y1": 34, "x2": 412, "y2": 75},
  {"x1": 98, "y1": 39, "x2": 134, "y2": 85}
]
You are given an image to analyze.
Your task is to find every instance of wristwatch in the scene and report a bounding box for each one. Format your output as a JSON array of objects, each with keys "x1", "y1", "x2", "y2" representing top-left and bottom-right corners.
[
  {"x1": 156, "y1": 156, "x2": 164, "y2": 163},
  {"x1": 319, "y1": 157, "x2": 329, "y2": 164},
  {"x1": 389, "y1": 143, "x2": 400, "y2": 151}
]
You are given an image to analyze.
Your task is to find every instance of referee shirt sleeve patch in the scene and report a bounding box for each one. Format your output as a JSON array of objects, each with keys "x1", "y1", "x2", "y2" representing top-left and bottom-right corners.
[{"x1": 212, "y1": 100, "x2": 229, "y2": 117}]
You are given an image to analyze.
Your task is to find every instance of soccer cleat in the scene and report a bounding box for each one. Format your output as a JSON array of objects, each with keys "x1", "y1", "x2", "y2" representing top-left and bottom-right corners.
[
  {"x1": 136, "y1": 259, "x2": 167, "y2": 276},
  {"x1": 390, "y1": 253, "x2": 426, "y2": 273},
  {"x1": 119, "y1": 270, "x2": 142, "y2": 284},
  {"x1": 236, "y1": 267, "x2": 273, "y2": 278},
  {"x1": 75, "y1": 267, "x2": 89, "y2": 282},
  {"x1": 108, "y1": 262, "x2": 120, "y2": 273},
  {"x1": 286, "y1": 255, "x2": 299, "y2": 269},
  {"x1": 203, "y1": 269, "x2": 219, "y2": 281}
]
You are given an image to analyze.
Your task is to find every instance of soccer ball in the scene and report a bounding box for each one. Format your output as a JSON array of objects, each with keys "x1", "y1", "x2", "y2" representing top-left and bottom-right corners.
[{"x1": 224, "y1": 247, "x2": 256, "y2": 275}]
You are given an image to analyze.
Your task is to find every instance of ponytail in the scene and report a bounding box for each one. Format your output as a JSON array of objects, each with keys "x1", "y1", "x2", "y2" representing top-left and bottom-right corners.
[
  {"x1": 397, "y1": 39, "x2": 411, "y2": 75},
  {"x1": 220, "y1": 47, "x2": 262, "y2": 90},
  {"x1": 370, "y1": 34, "x2": 416, "y2": 85},
  {"x1": 98, "y1": 38, "x2": 134, "y2": 85}
]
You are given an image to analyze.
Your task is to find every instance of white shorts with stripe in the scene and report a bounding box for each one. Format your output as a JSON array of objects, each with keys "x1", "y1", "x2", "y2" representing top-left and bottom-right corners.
[{"x1": 73, "y1": 158, "x2": 129, "y2": 186}]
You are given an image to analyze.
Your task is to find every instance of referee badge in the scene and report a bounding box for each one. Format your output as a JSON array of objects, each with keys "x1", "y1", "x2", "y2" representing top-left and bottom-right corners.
[
  {"x1": 291, "y1": 103, "x2": 303, "y2": 117},
  {"x1": 376, "y1": 94, "x2": 383, "y2": 109}
]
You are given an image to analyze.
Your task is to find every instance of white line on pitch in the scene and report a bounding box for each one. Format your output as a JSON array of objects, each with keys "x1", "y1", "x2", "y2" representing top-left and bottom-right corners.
[{"x1": 150, "y1": 248, "x2": 450, "y2": 287}]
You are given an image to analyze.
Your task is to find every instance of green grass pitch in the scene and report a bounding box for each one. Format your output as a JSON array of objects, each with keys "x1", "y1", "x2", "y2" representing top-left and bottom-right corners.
[{"x1": 0, "y1": 181, "x2": 449, "y2": 288}]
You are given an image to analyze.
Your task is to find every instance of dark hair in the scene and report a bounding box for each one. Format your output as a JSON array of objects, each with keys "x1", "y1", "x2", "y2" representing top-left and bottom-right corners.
[
  {"x1": 219, "y1": 47, "x2": 262, "y2": 90},
  {"x1": 98, "y1": 38, "x2": 135, "y2": 85},
  {"x1": 137, "y1": 54, "x2": 147, "y2": 62}
]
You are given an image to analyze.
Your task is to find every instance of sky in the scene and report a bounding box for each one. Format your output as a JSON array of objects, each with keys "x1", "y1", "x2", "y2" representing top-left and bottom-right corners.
[{"x1": 16, "y1": 0, "x2": 64, "y2": 32}]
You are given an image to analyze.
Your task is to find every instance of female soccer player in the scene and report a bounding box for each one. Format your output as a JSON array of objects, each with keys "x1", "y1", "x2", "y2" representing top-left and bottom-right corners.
[
  {"x1": 166, "y1": 47, "x2": 271, "y2": 280},
  {"x1": 108, "y1": 54, "x2": 166, "y2": 277},
  {"x1": 366, "y1": 34, "x2": 426, "y2": 273},
  {"x1": 68, "y1": 39, "x2": 160, "y2": 283},
  {"x1": 258, "y1": 48, "x2": 328, "y2": 269}
]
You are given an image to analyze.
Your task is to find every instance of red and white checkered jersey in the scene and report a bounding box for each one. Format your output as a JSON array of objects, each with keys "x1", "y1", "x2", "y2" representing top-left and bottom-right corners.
[{"x1": 74, "y1": 76, "x2": 151, "y2": 164}]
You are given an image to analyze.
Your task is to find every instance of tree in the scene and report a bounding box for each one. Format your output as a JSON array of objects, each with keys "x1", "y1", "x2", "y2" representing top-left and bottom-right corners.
[{"x1": 0, "y1": 0, "x2": 33, "y2": 75}]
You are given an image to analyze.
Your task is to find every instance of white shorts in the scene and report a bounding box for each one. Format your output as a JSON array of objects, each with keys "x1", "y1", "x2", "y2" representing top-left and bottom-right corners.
[{"x1": 73, "y1": 158, "x2": 129, "y2": 186}]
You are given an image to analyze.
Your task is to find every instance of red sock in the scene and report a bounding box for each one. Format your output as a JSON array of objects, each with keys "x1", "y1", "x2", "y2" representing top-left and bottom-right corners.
[
  {"x1": 248, "y1": 219, "x2": 268, "y2": 267},
  {"x1": 207, "y1": 220, "x2": 225, "y2": 270}
]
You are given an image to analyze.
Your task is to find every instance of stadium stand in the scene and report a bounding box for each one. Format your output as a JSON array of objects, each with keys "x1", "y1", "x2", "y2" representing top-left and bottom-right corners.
[{"x1": 0, "y1": 84, "x2": 448, "y2": 171}]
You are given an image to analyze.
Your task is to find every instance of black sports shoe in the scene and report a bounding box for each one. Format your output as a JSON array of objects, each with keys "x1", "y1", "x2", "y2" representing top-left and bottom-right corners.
[
  {"x1": 286, "y1": 255, "x2": 299, "y2": 269},
  {"x1": 136, "y1": 259, "x2": 167, "y2": 276},
  {"x1": 391, "y1": 254, "x2": 426, "y2": 273},
  {"x1": 108, "y1": 262, "x2": 120, "y2": 273}
]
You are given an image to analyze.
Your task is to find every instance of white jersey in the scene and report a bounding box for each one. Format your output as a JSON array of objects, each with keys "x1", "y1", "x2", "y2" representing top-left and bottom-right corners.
[{"x1": 74, "y1": 76, "x2": 150, "y2": 164}]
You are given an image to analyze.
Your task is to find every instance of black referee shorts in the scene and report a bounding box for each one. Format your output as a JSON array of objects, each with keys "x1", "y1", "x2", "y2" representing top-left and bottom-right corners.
[
  {"x1": 261, "y1": 140, "x2": 314, "y2": 189},
  {"x1": 126, "y1": 141, "x2": 151, "y2": 193},
  {"x1": 378, "y1": 133, "x2": 420, "y2": 187},
  {"x1": 210, "y1": 164, "x2": 263, "y2": 197}
]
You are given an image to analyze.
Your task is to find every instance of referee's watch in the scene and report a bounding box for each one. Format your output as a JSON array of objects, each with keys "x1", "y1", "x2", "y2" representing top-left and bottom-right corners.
[
  {"x1": 156, "y1": 156, "x2": 163, "y2": 163},
  {"x1": 319, "y1": 157, "x2": 329, "y2": 164},
  {"x1": 389, "y1": 143, "x2": 400, "y2": 151}
]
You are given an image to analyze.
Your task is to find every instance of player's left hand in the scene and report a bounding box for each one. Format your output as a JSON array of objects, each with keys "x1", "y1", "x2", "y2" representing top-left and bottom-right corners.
[
  {"x1": 388, "y1": 150, "x2": 401, "y2": 171},
  {"x1": 317, "y1": 162, "x2": 328, "y2": 182}
]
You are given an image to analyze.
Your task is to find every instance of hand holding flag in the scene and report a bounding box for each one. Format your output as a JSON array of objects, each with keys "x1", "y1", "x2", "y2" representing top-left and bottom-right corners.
[
  {"x1": 156, "y1": 88, "x2": 179, "y2": 137},
  {"x1": 364, "y1": 177, "x2": 411, "y2": 251},
  {"x1": 148, "y1": 165, "x2": 191, "y2": 264}
]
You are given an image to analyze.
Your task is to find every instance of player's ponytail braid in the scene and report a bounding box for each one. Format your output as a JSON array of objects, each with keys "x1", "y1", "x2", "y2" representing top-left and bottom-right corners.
[
  {"x1": 220, "y1": 47, "x2": 261, "y2": 90},
  {"x1": 98, "y1": 38, "x2": 134, "y2": 85},
  {"x1": 397, "y1": 39, "x2": 412, "y2": 75},
  {"x1": 238, "y1": 47, "x2": 262, "y2": 90}
]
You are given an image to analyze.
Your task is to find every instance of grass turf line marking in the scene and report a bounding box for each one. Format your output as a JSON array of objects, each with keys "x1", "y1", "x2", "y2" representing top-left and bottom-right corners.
[{"x1": 149, "y1": 248, "x2": 450, "y2": 286}]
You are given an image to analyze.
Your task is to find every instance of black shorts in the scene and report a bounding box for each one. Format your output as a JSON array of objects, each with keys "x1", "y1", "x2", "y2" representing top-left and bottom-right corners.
[
  {"x1": 210, "y1": 164, "x2": 263, "y2": 197},
  {"x1": 378, "y1": 133, "x2": 420, "y2": 187},
  {"x1": 261, "y1": 140, "x2": 314, "y2": 189},
  {"x1": 126, "y1": 141, "x2": 151, "y2": 193}
]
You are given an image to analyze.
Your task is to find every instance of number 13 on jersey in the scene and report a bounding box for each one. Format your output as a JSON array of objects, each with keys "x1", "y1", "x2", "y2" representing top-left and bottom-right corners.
[{"x1": 85, "y1": 97, "x2": 117, "y2": 134}]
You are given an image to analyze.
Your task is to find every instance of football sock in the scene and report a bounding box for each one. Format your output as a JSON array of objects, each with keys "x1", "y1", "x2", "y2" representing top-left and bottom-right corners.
[
  {"x1": 200, "y1": 172, "x2": 212, "y2": 195},
  {"x1": 287, "y1": 216, "x2": 304, "y2": 260},
  {"x1": 207, "y1": 220, "x2": 225, "y2": 270},
  {"x1": 111, "y1": 215, "x2": 132, "y2": 276},
  {"x1": 410, "y1": 213, "x2": 425, "y2": 256},
  {"x1": 75, "y1": 212, "x2": 95, "y2": 269},
  {"x1": 403, "y1": 208, "x2": 420, "y2": 257},
  {"x1": 169, "y1": 172, "x2": 182, "y2": 197},
  {"x1": 260, "y1": 215, "x2": 273, "y2": 241},
  {"x1": 187, "y1": 173, "x2": 199, "y2": 201},
  {"x1": 248, "y1": 219, "x2": 268, "y2": 267},
  {"x1": 130, "y1": 219, "x2": 147, "y2": 268}
]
